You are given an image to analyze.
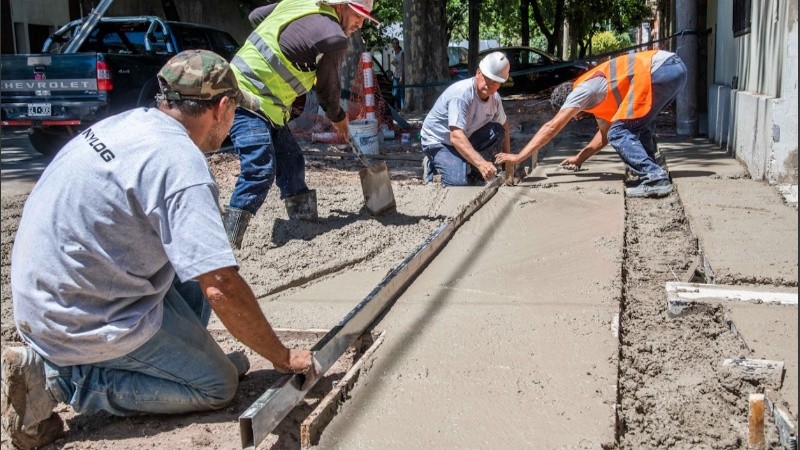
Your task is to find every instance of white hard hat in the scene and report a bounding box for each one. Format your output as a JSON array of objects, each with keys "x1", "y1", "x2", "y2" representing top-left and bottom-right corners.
[
  {"x1": 319, "y1": 0, "x2": 380, "y2": 24},
  {"x1": 478, "y1": 51, "x2": 510, "y2": 83}
]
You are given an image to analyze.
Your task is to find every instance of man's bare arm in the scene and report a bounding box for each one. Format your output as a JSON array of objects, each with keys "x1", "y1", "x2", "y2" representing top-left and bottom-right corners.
[
  {"x1": 450, "y1": 127, "x2": 497, "y2": 180},
  {"x1": 197, "y1": 267, "x2": 311, "y2": 373},
  {"x1": 560, "y1": 119, "x2": 610, "y2": 167},
  {"x1": 496, "y1": 107, "x2": 578, "y2": 165}
]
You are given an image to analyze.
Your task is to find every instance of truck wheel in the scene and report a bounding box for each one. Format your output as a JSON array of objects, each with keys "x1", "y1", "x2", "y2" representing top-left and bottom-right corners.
[{"x1": 28, "y1": 128, "x2": 71, "y2": 157}]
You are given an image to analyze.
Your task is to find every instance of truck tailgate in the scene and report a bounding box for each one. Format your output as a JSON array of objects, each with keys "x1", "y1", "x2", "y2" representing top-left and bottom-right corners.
[{"x1": 1, "y1": 53, "x2": 107, "y2": 125}]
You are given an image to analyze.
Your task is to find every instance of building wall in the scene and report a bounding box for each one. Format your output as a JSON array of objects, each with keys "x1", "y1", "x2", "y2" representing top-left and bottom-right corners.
[
  {"x1": 6, "y1": 0, "x2": 70, "y2": 53},
  {"x1": 707, "y1": 0, "x2": 798, "y2": 184}
]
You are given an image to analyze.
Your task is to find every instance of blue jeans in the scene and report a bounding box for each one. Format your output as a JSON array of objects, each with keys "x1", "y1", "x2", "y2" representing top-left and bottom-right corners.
[
  {"x1": 229, "y1": 108, "x2": 309, "y2": 214},
  {"x1": 422, "y1": 122, "x2": 505, "y2": 186},
  {"x1": 392, "y1": 77, "x2": 404, "y2": 109},
  {"x1": 43, "y1": 278, "x2": 239, "y2": 416},
  {"x1": 607, "y1": 55, "x2": 687, "y2": 184}
]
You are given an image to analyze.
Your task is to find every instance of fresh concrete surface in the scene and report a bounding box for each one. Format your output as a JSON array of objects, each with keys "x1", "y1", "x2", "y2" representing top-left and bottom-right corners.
[
  {"x1": 663, "y1": 137, "x2": 798, "y2": 285},
  {"x1": 663, "y1": 136, "x2": 798, "y2": 424},
  {"x1": 314, "y1": 162, "x2": 624, "y2": 447},
  {"x1": 727, "y1": 302, "x2": 798, "y2": 417}
]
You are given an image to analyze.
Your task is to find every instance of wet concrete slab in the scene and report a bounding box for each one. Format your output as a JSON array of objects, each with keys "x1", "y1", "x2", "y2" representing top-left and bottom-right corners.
[
  {"x1": 661, "y1": 136, "x2": 798, "y2": 430},
  {"x1": 317, "y1": 185, "x2": 623, "y2": 447},
  {"x1": 727, "y1": 302, "x2": 798, "y2": 419},
  {"x1": 662, "y1": 138, "x2": 798, "y2": 285}
]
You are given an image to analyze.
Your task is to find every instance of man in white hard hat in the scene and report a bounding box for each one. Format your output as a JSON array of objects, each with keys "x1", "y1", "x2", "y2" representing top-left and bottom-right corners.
[
  {"x1": 420, "y1": 51, "x2": 511, "y2": 186},
  {"x1": 223, "y1": 0, "x2": 379, "y2": 249}
]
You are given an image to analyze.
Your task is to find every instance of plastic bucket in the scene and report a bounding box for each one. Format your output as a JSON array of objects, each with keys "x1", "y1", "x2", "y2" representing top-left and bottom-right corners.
[{"x1": 349, "y1": 119, "x2": 380, "y2": 155}]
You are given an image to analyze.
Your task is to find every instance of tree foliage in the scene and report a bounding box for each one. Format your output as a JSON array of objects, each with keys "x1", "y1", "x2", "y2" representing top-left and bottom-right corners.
[
  {"x1": 590, "y1": 30, "x2": 633, "y2": 55},
  {"x1": 566, "y1": 0, "x2": 649, "y2": 58}
]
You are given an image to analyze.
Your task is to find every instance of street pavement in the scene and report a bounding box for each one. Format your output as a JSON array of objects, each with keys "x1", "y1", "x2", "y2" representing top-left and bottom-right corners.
[{"x1": 1, "y1": 128, "x2": 49, "y2": 198}]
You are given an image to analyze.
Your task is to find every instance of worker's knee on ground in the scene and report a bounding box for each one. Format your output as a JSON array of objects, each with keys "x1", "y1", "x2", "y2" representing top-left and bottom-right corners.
[
  {"x1": 202, "y1": 364, "x2": 239, "y2": 410},
  {"x1": 440, "y1": 173, "x2": 470, "y2": 187}
]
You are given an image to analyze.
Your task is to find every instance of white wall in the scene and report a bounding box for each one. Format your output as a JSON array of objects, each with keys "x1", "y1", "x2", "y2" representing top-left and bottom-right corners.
[
  {"x1": 8, "y1": 0, "x2": 70, "y2": 53},
  {"x1": 707, "y1": 0, "x2": 798, "y2": 184}
]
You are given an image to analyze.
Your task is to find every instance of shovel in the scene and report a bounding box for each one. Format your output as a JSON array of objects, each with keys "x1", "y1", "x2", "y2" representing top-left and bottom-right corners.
[{"x1": 349, "y1": 134, "x2": 397, "y2": 216}]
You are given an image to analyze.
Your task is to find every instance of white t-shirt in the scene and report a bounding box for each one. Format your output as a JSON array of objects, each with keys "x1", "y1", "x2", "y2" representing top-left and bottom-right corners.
[
  {"x1": 420, "y1": 77, "x2": 507, "y2": 147},
  {"x1": 11, "y1": 107, "x2": 237, "y2": 366}
]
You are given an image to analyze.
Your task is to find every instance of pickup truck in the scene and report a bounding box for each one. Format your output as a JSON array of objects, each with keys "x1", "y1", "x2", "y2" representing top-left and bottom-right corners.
[{"x1": 1, "y1": 16, "x2": 241, "y2": 156}]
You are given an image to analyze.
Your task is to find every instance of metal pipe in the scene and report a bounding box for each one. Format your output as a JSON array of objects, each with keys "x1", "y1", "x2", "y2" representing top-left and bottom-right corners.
[{"x1": 63, "y1": 0, "x2": 116, "y2": 53}]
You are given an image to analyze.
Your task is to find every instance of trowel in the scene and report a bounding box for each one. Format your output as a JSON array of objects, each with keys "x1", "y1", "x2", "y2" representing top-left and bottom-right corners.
[
  {"x1": 349, "y1": 135, "x2": 397, "y2": 216},
  {"x1": 529, "y1": 163, "x2": 548, "y2": 179}
]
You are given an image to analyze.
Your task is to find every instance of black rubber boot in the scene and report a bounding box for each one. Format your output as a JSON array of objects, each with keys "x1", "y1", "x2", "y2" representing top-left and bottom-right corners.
[
  {"x1": 284, "y1": 189, "x2": 318, "y2": 221},
  {"x1": 222, "y1": 207, "x2": 252, "y2": 250}
]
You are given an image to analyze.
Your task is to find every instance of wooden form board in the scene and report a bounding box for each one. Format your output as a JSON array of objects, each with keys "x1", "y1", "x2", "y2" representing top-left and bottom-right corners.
[
  {"x1": 765, "y1": 390, "x2": 798, "y2": 450},
  {"x1": 666, "y1": 281, "x2": 798, "y2": 317},
  {"x1": 300, "y1": 331, "x2": 387, "y2": 448}
]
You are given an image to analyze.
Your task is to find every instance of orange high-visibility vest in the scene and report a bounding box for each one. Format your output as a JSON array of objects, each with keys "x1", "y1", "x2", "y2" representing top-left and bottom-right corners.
[{"x1": 573, "y1": 50, "x2": 659, "y2": 122}]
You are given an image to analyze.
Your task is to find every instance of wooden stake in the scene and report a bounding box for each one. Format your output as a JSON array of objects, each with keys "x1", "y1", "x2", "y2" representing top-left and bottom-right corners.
[{"x1": 748, "y1": 393, "x2": 765, "y2": 450}]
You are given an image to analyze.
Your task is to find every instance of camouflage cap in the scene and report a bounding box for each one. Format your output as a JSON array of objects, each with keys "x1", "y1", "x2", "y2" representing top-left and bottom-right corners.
[{"x1": 157, "y1": 49, "x2": 260, "y2": 111}]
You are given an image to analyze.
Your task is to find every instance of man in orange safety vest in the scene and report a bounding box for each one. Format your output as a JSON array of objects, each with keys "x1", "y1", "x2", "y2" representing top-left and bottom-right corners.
[{"x1": 496, "y1": 50, "x2": 687, "y2": 198}]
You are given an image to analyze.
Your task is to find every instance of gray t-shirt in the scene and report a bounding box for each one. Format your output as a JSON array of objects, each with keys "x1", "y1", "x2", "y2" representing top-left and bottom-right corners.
[
  {"x1": 420, "y1": 77, "x2": 507, "y2": 147},
  {"x1": 11, "y1": 107, "x2": 237, "y2": 366},
  {"x1": 561, "y1": 50, "x2": 675, "y2": 112}
]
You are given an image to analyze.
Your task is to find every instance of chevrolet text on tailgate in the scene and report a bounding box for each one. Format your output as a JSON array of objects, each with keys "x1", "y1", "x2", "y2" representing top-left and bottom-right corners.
[{"x1": 0, "y1": 16, "x2": 239, "y2": 156}]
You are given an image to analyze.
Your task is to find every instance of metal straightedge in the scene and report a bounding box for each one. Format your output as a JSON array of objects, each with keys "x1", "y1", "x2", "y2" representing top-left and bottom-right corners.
[{"x1": 238, "y1": 175, "x2": 505, "y2": 449}]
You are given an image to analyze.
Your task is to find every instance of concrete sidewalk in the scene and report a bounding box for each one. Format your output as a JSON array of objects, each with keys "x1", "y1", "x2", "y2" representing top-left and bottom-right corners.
[
  {"x1": 661, "y1": 137, "x2": 798, "y2": 424},
  {"x1": 663, "y1": 137, "x2": 798, "y2": 286}
]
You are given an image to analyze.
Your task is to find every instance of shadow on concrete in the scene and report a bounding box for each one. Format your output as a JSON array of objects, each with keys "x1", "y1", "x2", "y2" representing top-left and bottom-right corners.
[{"x1": 1, "y1": 129, "x2": 50, "y2": 187}]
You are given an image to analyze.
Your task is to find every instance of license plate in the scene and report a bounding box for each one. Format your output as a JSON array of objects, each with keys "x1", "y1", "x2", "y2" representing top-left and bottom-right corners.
[{"x1": 28, "y1": 103, "x2": 51, "y2": 116}]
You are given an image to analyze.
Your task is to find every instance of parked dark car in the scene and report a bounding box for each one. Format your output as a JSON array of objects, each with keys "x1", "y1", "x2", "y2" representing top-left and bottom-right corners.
[
  {"x1": 0, "y1": 16, "x2": 244, "y2": 156},
  {"x1": 448, "y1": 46, "x2": 593, "y2": 95},
  {"x1": 448, "y1": 46, "x2": 469, "y2": 80}
]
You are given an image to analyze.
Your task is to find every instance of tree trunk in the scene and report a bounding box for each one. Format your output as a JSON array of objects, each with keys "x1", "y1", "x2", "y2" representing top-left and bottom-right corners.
[
  {"x1": 530, "y1": 0, "x2": 566, "y2": 55},
  {"x1": 341, "y1": 29, "x2": 366, "y2": 97},
  {"x1": 403, "y1": 0, "x2": 449, "y2": 112},
  {"x1": 520, "y1": 0, "x2": 530, "y2": 47},
  {"x1": 468, "y1": 0, "x2": 480, "y2": 74},
  {"x1": 553, "y1": 0, "x2": 564, "y2": 57}
]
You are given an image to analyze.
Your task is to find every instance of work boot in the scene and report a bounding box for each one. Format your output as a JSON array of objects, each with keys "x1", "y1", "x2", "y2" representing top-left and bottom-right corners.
[
  {"x1": 226, "y1": 351, "x2": 250, "y2": 379},
  {"x1": 222, "y1": 207, "x2": 253, "y2": 250},
  {"x1": 1, "y1": 346, "x2": 64, "y2": 450},
  {"x1": 625, "y1": 179, "x2": 673, "y2": 198},
  {"x1": 422, "y1": 155, "x2": 434, "y2": 184},
  {"x1": 284, "y1": 190, "x2": 318, "y2": 221}
]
